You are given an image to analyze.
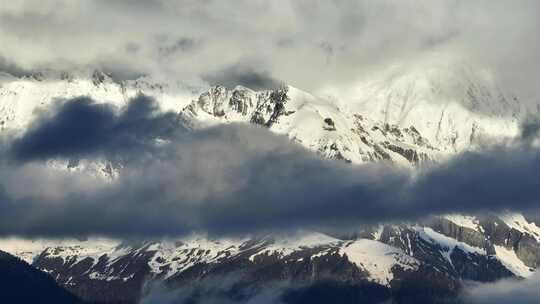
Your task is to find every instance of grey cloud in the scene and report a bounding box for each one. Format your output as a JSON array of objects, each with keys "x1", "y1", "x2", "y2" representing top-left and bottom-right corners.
[
  {"x1": 125, "y1": 42, "x2": 141, "y2": 54},
  {"x1": 9, "y1": 95, "x2": 185, "y2": 162},
  {"x1": 1, "y1": 97, "x2": 540, "y2": 237},
  {"x1": 0, "y1": 56, "x2": 35, "y2": 78},
  {"x1": 203, "y1": 65, "x2": 283, "y2": 91},
  {"x1": 462, "y1": 273, "x2": 540, "y2": 304}
]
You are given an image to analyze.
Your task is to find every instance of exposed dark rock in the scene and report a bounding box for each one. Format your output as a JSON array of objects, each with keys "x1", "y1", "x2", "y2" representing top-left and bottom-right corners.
[
  {"x1": 323, "y1": 118, "x2": 336, "y2": 131},
  {"x1": 264, "y1": 87, "x2": 289, "y2": 127},
  {"x1": 91, "y1": 70, "x2": 108, "y2": 86},
  {"x1": 383, "y1": 142, "x2": 426, "y2": 164},
  {"x1": 515, "y1": 234, "x2": 540, "y2": 268},
  {"x1": 0, "y1": 250, "x2": 82, "y2": 304},
  {"x1": 450, "y1": 248, "x2": 513, "y2": 282},
  {"x1": 229, "y1": 89, "x2": 253, "y2": 115},
  {"x1": 281, "y1": 281, "x2": 390, "y2": 304}
]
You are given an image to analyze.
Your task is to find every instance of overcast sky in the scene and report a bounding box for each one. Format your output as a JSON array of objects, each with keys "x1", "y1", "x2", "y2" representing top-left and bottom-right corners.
[{"x1": 0, "y1": 0, "x2": 539, "y2": 99}]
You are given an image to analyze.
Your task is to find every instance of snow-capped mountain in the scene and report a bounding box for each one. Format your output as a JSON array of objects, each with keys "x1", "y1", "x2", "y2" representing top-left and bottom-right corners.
[
  {"x1": 181, "y1": 85, "x2": 438, "y2": 165},
  {"x1": 325, "y1": 62, "x2": 534, "y2": 152},
  {"x1": 2, "y1": 64, "x2": 530, "y2": 168},
  {"x1": 0, "y1": 65, "x2": 539, "y2": 303},
  {"x1": 4, "y1": 213, "x2": 538, "y2": 303}
]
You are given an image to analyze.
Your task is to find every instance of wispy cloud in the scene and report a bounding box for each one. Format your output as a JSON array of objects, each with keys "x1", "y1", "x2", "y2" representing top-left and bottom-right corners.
[{"x1": 0, "y1": 1, "x2": 538, "y2": 100}]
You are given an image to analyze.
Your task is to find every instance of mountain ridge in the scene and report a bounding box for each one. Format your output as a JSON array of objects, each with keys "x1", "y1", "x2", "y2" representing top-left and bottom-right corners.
[{"x1": 0, "y1": 65, "x2": 539, "y2": 303}]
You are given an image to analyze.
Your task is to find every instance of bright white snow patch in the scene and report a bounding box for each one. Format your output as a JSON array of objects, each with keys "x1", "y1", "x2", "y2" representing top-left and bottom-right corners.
[
  {"x1": 444, "y1": 214, "x2": 482, "y2": 232},
  {"x1": 147, "y1": 235, "x2": 250, "y2": 278},
  {"x1": 415, "y1": 227, "x2": 486, "y2": 267},
  {"x1": 249, "y1": 231, "x2": 341, "y2": 262},
  {"x1": 0, "y1": 237, "x2": 120, "y2": 264},
  {"x1": 499, "y1": 213, "x2": 540, "y2": 242},
  {"x1": 340, "y1": 239, "x2": 419, "y2": 285},
  {"x1": 494, "y1": 245, "x2": 535, "y2": 278}
]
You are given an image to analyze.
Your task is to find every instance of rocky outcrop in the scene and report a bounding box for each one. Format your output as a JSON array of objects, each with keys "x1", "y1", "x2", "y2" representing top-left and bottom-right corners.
[
  {"x1": 24, "y1": 214, "x2": 540, "y2": 304},
  {"x1": 1, "y1": 69, "x2": 540, "y2": 303},
  {"x1": 515, "y1": 236, "x2": 540, "y2": 268},
  {"x1": 184, "y1": 85, "x2": 290, "y2": 128},
  {"x1": 180, "y1": 85, "x2": 441, "y2": 166}
]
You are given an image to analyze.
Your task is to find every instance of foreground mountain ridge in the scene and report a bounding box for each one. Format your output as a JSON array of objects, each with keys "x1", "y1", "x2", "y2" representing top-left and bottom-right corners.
[
  {"x1": 0, "y1": 250, "x2": 82, "y2": 303},
  {"x1": 0, "y1": 66, "x2": 539, "y2": 303}
]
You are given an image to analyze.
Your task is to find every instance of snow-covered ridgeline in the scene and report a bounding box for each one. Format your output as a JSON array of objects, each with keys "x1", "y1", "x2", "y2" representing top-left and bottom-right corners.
[{"x1": 0, "y1": 63, "x2": 539, "y2": 286}]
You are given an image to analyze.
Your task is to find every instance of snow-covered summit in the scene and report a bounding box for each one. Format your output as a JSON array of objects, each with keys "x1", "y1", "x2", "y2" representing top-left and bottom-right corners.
[
  {"x1": 181, "y1": 84, "x2": 439, "y2": 165},
  {"x1": 325, "y1": 62, "x2": 534, "y2": 152},
  {"x1": 0, "y1": 70, "x2": 201, "y2": 133},
  {"x1": 1, "y1": 62, "x2": 532, "y2": 166},
  {"x1": 1, "y1": 64, "x2": 540, "y2": 302}
]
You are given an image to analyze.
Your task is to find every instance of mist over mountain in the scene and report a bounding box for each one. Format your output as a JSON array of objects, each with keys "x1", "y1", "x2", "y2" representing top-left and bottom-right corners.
[
  {"x1": 1, "y1": 1, "x2": 540, "y2": 303},
  {"x1": 0, "y1": 67, "x2": 539, "y2": 303}
]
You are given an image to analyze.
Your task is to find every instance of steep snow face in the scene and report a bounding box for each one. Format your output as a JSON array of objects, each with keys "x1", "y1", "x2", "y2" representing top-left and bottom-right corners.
[
  {"x1": 415, "y1": 226, "x2": 536, "y2": 278},
  {"x1": 494, "y1": 245, "x2": 535, "y2": 278},
  {"x1": 341, "y1": 239, "x2": 419, "y2": 285},
  {"x1": 182, "y1": 85, "x2": 440, "y2": 165},
  {"x1": 443, "y1": 214, "x2": 484, "y2": 233},
  {"x1": 3, "y1": 73, "x2": 430, "y2": 166},
  {"x1": 0, "y1": 64, "x2": 529, "y2": 166},
  {"x1": 248, "y1": 231, "x2": 341, "y2": 261},
  {"x1": 147, "y1": 235, "x2": 253, "y2": 279},
  {"x1": 0, "y1": 232, "x2": 419, "y2": 287},
  {"x1": 1, "y1": 64, "x2": 539, "y2": 292},
  {"x1": 181, "y1": 63, "x2": 534, "y2": 164},
  {"x1": 499, "y1": 213, "x2": 540, "y2": 242},
  {"x1": 325, "y1": 63, "x2": 533, "y2": 153},
  {"x1": 431, "y1": 213, "x2": 540, "y2": 277},
  {"x1": 417, "y1": 226, "x2": 486, "y2": 256}
]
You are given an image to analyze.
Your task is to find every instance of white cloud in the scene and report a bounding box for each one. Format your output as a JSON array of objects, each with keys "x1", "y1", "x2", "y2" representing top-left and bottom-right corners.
[{"x1": 0, "y1": 0, "x2": 538, "y2": 100}]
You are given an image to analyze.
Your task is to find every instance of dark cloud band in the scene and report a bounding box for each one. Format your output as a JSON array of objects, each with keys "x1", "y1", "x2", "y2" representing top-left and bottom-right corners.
[
  {"x1": 0, "y1": 95, "x2": 540, "y2": 237},
  {"x1": 9, "y1": 95, "x2": 186, "y2": 162}
]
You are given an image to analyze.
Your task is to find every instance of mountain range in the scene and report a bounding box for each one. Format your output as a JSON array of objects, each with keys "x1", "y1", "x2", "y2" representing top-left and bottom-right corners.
[{"x1": 0, "y1": 64, "x2": 539, "y2": 304}]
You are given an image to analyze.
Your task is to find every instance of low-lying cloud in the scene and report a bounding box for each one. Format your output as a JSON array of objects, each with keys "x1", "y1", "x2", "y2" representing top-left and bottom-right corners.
[
  {"x1": 203, "y1": 65, "x2": 283, "y2": 91},
  {"x1": 9, "y1": 95, "x2": 185, "y2": 162},
  {"x1": 0, "y1": 1, "x2": 539, "y2": 101},
  {"x1": 142, "y1": 275, "x2": 287, "y2": 304},
  {"x1": 462, "y1": 273, "x2": 540, "y2": 304},
  {"x1": 0, "y1": 95, "x2": 540, "y2": 237}
]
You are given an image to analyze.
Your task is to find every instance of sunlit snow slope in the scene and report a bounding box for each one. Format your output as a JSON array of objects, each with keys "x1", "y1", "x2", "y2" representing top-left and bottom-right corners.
[{"x1": 0, "y1": 63, "x2": 539, "y2": 303}]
